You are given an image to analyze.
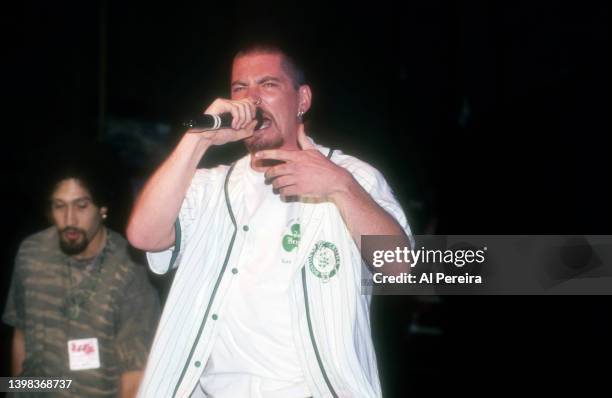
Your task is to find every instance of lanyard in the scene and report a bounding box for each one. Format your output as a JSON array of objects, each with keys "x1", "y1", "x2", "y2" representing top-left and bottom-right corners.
[{"x1": 63, "y1": 252, "x2": 106, "y2": 321}]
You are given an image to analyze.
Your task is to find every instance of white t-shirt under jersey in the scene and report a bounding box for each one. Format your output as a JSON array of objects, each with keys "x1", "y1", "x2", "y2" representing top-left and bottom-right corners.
[{"x1": 198, "y1": 163, "x2": 311, "y2": 398}]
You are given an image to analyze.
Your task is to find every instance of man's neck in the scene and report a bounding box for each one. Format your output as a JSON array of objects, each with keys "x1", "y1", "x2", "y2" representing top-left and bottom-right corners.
[{"x1": 72, "y1": 227, "x2": 107, "y2": 261}]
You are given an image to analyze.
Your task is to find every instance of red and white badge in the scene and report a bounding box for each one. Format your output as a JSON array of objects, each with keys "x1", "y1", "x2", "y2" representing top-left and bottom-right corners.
[{"x1": 67, "y1": 338, "x2": 101, "y2": 370}]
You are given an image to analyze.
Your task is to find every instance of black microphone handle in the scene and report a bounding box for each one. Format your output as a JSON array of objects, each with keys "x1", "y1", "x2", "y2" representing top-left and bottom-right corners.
[{"x1": 183, "y1": 109, "x2": 264, "y2": 130}]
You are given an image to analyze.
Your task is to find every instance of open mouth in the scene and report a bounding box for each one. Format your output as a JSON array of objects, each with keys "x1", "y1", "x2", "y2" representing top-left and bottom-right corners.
[
  {"x1": 255, "y1": 111, "x2": 272, "y2": 131},
  {"x1": 64, "y1": 231, "x2": 82, "y2": 241}
]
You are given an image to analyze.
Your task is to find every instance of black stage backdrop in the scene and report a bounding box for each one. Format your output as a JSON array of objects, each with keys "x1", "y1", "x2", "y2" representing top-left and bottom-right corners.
[{"x1": 1, "y1": 1, "x2": 610, "y2": 395}]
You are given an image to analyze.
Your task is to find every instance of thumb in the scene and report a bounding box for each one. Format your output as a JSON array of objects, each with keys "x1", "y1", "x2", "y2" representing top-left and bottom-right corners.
[{"x1": 297, "y1": 124, "x2": 315, "y2": 150}]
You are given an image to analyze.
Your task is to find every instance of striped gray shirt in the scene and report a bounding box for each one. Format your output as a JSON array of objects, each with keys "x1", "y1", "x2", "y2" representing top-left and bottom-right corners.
[{"x1": 3, "y1": 227, "x2": 160, "y2": 397}]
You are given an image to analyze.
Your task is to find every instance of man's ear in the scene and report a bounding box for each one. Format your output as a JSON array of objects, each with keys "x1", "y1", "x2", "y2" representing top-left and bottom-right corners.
[
  {"x1": 100, "y1": 206, "x2": 108, "y2": 220},
  {"x1": 298, "y1": 84, "x2": 312, "y2": 114}
]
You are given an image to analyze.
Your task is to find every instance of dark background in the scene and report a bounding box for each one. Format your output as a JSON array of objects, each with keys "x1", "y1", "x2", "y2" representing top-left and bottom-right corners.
[{"x1": 1, "y1": 0, "x2": 610, "y2": 395}]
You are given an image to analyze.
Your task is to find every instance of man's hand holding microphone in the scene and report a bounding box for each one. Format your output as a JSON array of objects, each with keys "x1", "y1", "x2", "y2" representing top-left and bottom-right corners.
[{"x1": 184, "y1": 98, "x2": 262, "y2": 146}]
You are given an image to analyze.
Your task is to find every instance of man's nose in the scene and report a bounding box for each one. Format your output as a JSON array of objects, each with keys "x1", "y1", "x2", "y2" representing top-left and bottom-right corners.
[
  {"x1": 247, "y1": 88, "x2": 261, "y2": 104},
  {"x1": 65, "y1": 206, "x2": 77, "y2": 226}
]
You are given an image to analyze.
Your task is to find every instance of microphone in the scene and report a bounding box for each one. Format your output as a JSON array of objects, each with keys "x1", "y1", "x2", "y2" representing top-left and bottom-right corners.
[{"x1": 183, "y1": 108, "x2": 264, "y2": 131}]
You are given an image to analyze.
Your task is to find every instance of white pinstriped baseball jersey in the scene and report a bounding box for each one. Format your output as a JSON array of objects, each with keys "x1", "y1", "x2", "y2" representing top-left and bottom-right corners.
[{"x1": 138, "y1": 140, "x2": 412, "y2": 398}]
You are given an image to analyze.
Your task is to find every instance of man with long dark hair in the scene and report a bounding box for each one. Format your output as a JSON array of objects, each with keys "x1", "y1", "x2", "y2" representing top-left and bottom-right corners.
[{"x1": 4, "y1": 161, "x2": 160, "y2": 397}]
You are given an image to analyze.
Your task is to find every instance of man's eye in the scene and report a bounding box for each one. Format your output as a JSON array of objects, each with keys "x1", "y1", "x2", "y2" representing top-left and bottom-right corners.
[
  {"x1": 76, "y1": 201, "x2": 89, "y2": 209},
  {"x1": 53, "y1": 204, "x2": 65, "y2": 210},
  {"x1": 232, "y1": 86, "x2": 245, "y2": 92},
  {"x1": 263, "y1": 82, "x2": 277, "y2": 88}
]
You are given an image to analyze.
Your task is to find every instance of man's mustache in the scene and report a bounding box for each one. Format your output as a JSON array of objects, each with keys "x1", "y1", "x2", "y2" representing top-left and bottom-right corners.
[{"x1": 60, "y1": 227, "x2": 86, "y2": 236}]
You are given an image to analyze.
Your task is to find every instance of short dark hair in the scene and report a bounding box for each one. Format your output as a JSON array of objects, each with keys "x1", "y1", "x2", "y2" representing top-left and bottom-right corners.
[{"x1": 233, "y1": 43, "x2": 306, "y2": 89}]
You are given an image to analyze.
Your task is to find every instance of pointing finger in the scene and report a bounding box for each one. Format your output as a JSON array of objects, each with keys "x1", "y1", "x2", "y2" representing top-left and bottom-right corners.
[{"x1": 297, "y1": 124, "x2": 315, "y2": 150}]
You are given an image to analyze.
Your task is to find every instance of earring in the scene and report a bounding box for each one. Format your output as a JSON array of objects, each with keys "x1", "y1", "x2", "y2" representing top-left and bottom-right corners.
[
  {"x1": 297, "y1": 110, "x2": 304, "y2": 119},
  {"x1": 102, "y1": 214, "x2": 107, "y2": 220}
]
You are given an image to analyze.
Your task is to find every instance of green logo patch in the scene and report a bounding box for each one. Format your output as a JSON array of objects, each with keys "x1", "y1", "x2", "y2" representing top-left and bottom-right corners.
[
  {"x1": 308, "y1": 240, "x2": 340, "y2": 282},
  {"x1": 282, "y1": 223, "x2": 301, "y2": 252}
]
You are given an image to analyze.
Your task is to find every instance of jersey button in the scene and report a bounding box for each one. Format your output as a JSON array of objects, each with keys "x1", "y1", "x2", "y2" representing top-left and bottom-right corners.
[
  {"x1": 211, "y1": 314, "x2": 218, "y2": 320},
  {"x1": 194, "y1": 361, "x2": 201, "y2": 367},
  {"x1": 231, "y1": 268, "x2": 238, "y2": 274},
  {"x1": 242, "y1": 225, "x2": 249, "y2": 232}
]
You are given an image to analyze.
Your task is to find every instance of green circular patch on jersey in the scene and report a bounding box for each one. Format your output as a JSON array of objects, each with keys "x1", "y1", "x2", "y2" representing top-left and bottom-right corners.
[{"x1": 308, "y1": 240, "x2": 340, "y2": 282}]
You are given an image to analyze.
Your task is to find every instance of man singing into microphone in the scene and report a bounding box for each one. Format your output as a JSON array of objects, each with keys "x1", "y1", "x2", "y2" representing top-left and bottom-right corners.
[{"x1": 127, "y1": 44, "x2": 412, "y2": 398}]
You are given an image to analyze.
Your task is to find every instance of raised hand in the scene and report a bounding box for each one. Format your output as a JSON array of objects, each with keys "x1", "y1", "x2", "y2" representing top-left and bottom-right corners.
[
  {"x1": 255, "y1": 124, "x2": 352, "y2": 201},
  {"x1": 187, "y1": 98, "x2": 259, "y2": 146}
]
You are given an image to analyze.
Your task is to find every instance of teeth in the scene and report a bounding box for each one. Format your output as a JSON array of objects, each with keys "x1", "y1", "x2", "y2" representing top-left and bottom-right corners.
[{"x1": 256, "y1": 120, "x2": 271, "y2": 131}]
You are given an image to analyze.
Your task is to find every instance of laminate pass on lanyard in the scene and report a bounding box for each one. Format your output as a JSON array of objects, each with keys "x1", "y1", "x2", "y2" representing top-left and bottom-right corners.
[{"x1": 67, "y1": 338, "x2": 100, "y2": 371}]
